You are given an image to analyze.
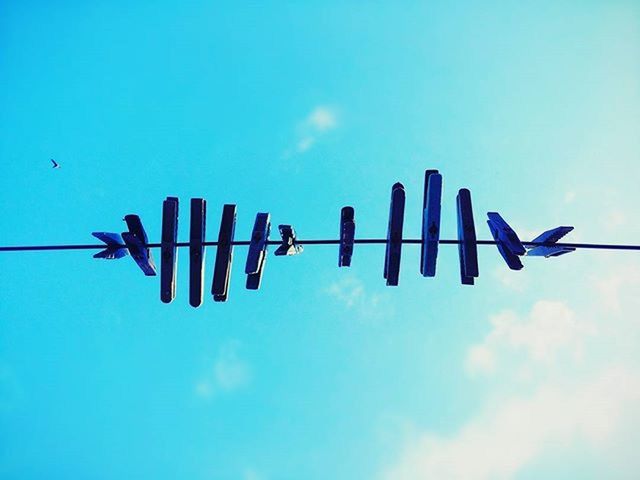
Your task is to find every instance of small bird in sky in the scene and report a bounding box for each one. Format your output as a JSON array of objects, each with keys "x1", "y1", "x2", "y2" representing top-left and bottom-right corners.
[{"x1": 50, "y1": 159, "x2": 60, "y2": 169}]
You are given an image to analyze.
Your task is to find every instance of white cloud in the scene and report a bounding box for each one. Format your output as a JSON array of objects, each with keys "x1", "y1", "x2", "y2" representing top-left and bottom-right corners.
[
  {"x1": 215, "y1": 344, "x2": 250, "y2": 391},
  {"x1": 466, "y1": 345, "x2": 496, "y2": 375},
  {"x1": 243, "y1": 468, "x2": 266, "y2": 480},
  {"x1": 492, "y1": 266, "x2": 528, "y2": 292},
  {"x1": 384, "y1": 258, "x2": 640, "y2": 479},
  {"x1": 465, "y1": 301, "x2": 595, "y2": 377},
  {"x1": 195, "y1": 341, "x2": 251, "y2": 399},
  {"x1": 296, "y1": 136, "x2": 315, "y2": 153},
  {"x1": 591, "y1": 265, "x2": 640, "y2": 313},
  {"x1": 326, "y1": 275, "x2": 366, "y2": 308},
  {"x1": 325, "y1": 275, "x2": 393, "y2": 321},
  {"x1": 564, "y1": 191, "x2": 577, "y2": 203},
  {"x1": 284, "y1": 105, "x2": 339, "y2": 157},
  {"x1": 383, "y1": 367, "x2": 640, "y2": 480},
  {"x1": 602, "y1": 209, "x2": 628, "y2": 231},
  {"x1": 307, "y1": 106, "x2": 337, "y2": 131}
]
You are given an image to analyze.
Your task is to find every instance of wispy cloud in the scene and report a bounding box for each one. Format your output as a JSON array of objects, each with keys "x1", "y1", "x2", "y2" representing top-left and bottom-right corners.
[
  {"x1": 195, "y1": 341, "x2": 251, "y2": 399},
  {"x1": 601, "y1": 209, "x2": 628, "y2": 231},
  {"x1": 466, "y1": 301, "x2": 595, "y2": 376},
  {"x1": 590, "y1": 265, "x2": 640, "y2": 312},
  {"x1": 564, "y1": 190, "x2": 577, "y2": 203},
  {"x1": 492, "y1": 266, "x2": 528, "y2": 293},
  {"x1": 383, "y1": 367, "x2": 640, "y2": 480},
  {"x1": 326, "y1": 275, "x2": 367, "y2": 308},
  {"x1": 307, "y1": 106, "x2": 337, "y2": 131},
  {"x1": 243, "y1": 468, "x2": 267, "y2": 480},
  {"x1": 383, "y1": 261, "x2": 640, "y2": 479},
  {"x1": 284, "y1": 105, "x2": 339, "y2": 157},
  {"x1": 325, "y1": 274, "x2": 393, "y2": 320}
]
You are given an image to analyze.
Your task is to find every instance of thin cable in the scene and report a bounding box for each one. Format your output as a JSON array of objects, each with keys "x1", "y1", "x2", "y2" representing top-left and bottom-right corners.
[{"x1": 1, "y1": 239, "x2": 640, "y2": 252}]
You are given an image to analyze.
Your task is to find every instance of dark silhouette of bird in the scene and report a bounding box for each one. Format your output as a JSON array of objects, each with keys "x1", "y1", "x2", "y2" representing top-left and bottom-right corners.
[{"x1": 51, "y1": 159, "x2": 60, "y2": 169}]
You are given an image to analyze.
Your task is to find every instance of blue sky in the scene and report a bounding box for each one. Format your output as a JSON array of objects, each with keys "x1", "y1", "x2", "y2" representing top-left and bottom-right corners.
[{"x1": 1, "y1": 1, "x2": 639, "y2": 479}]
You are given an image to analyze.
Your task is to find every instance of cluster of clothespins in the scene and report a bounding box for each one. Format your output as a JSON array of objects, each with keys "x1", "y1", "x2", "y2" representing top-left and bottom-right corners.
[{"x1": 91, "y1": 169, "x2": 575, "y2": 306}]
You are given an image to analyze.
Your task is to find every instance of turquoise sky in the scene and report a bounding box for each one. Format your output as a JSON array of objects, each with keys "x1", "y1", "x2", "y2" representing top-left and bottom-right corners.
[{"x1": 1, "y1": 1, "x2": 639, "y2": 479}]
